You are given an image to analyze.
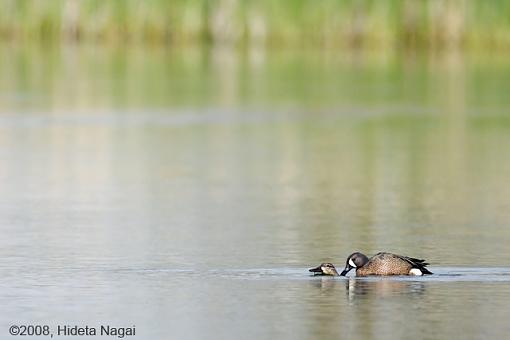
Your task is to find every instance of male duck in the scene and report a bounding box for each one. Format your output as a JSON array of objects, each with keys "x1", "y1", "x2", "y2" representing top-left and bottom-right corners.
[{"x1": 340, "y1": 252, "x2": 432, "y2": 276}]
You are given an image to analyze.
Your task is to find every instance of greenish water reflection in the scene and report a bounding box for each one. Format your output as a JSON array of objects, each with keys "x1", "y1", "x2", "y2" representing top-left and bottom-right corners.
[{"x1": 2, "y1": 44, "x2": 510, "y2": 111}]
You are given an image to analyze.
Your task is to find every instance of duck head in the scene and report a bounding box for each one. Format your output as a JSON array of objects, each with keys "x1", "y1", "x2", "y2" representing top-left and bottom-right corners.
[
  {"x1": 309, "y1": 263, "x2": 339, "y2": 276},
  {"x1": 340, "y1": 252, "x2": 369, "y2": 276}
]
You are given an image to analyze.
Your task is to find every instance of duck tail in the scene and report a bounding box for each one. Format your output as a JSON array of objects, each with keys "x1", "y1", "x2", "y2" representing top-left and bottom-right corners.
[
  {"x1": 420, "y1": 266, "x2": 433, "y2": 275},
  {"x1": 408, "y1": 257, "x2": 426, "y2": 264},
  {"x1": 404, "y1": 256, "x2": 433, "y2": 275}
]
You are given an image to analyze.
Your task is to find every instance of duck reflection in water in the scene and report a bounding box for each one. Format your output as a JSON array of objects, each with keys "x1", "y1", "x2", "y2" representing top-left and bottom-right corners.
[
  {"x1": 345, "y1": 278, "x2": 426, "y2": 300},
  {"x1": 308, "y1": 274, "x2": 427, "y2": 298}
]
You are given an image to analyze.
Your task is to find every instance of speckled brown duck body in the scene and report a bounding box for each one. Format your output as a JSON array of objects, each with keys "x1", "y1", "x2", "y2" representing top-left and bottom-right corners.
[{"x1": 340, "y1": 252, "x2": 432, "y2": 276}]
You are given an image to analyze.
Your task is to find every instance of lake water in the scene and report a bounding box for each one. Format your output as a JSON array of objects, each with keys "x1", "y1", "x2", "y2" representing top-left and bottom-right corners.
[{"x1": 1, "y1": 44, "x2": 510, "y2": 339}]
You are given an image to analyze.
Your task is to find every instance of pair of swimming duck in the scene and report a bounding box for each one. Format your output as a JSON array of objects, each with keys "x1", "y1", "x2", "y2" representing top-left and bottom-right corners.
[{"x1": 310, "y1": 252, "x2": 433, "y2": 276}]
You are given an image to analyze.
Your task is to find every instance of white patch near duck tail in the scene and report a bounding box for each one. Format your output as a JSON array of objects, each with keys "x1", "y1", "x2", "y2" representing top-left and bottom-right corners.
[
  {"x1": 409, "y1": 268, "x2": 423, "y2": 276},
  {"x1": 348, "y1": 259, "x2": 357, "y2": 268}
]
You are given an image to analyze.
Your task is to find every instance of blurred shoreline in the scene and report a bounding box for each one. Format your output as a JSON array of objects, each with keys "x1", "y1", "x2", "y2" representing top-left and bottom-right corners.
[{"x1": 1, "y1": 0, "x2": 509, "y2": 50}]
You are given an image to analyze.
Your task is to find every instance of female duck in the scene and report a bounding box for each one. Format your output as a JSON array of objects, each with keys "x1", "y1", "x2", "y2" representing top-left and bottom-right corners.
[{"x1": 309, "y1": 263, "x2": 339, "y2": 276}]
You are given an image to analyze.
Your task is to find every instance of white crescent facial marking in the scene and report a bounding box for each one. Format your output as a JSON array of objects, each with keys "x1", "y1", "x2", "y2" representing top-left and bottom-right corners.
[
  {"x1": 348, "y1": 259, "x2": 356, "y2": 268},
  {"x1": 409, "y1": 268, "x2": 423, "y2": 276}
]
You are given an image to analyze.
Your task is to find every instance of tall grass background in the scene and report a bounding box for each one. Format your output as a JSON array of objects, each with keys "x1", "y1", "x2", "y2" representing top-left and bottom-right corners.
[{"x1": 0, "y1": 0, "x2": 510, "y2": 49}]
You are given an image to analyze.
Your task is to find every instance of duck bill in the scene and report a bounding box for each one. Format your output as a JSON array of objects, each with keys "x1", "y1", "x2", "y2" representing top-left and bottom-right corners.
[
  {"x1": 340, "y1": 266, "x2": 353, "y2": 276},
  {"x1": 309, "y1": 265, "x2": 323, "y2": 274}
]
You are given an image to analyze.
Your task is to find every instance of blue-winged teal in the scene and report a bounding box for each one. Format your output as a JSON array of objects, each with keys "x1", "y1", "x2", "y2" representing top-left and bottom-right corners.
[
  {"x1": 340, "y1": 252, "x2": 432, "y2": 276},
  {"x1": 309, "y1": 263, "x2": 339, "y2": 276}
]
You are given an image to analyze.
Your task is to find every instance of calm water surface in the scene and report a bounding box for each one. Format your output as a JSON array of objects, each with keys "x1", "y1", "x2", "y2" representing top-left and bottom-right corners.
[{"x1": 1, "y1": 44, "x2": 510, "y2": 339}]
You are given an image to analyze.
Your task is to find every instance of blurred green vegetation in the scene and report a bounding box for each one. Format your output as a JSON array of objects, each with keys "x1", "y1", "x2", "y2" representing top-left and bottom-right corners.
[{"x1": 1, "y1": 0, "x2": 510, "y2": 49}]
